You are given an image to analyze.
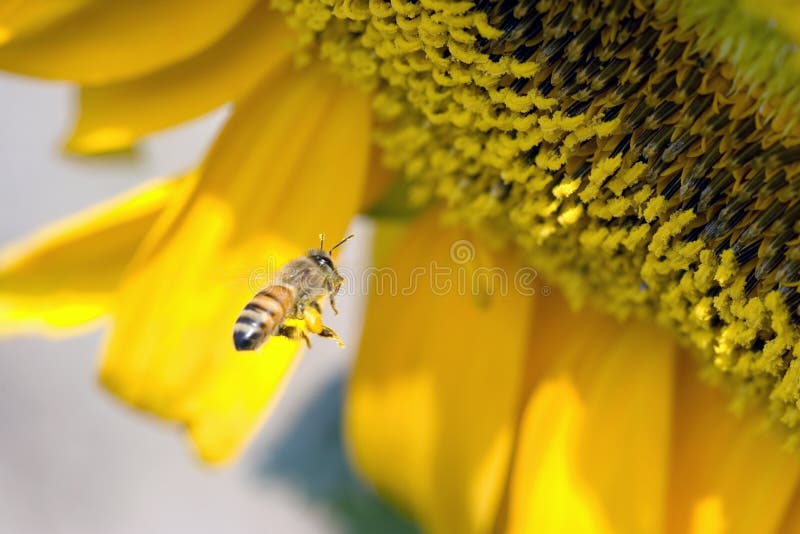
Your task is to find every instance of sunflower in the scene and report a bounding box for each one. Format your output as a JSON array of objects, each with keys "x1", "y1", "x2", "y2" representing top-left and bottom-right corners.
[{"x1": 3, "y1": 0, "x2": 800, "y2": 532}]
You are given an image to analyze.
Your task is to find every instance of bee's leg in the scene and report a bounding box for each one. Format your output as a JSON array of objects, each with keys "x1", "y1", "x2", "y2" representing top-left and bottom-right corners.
[
  {"x1": 317, "y1": 326, "x2": 345, "y2": 348},
  {"x1": 328, "y1": 294, "x2": 339, "y2": 315},
  {"x1": 302, "y1": 305, "x2": 345, "y2": 347},
  {"x1": 277, "y1": 324, "x2": 311, "y2": 348}
]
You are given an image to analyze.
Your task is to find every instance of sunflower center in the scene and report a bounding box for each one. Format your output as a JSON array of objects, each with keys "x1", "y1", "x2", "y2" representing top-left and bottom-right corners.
[{"x1": 274, "y1": 0, "x2": 800, "y2": 435}]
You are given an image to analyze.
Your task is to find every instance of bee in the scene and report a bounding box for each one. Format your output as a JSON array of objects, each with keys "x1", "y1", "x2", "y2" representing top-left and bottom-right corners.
[{"x1": 233, "y1": 234, "x2": 353, "y2": 351}]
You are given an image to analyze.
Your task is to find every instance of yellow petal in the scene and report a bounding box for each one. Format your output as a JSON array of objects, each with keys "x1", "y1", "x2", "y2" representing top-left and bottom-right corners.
[
  {"x1": 505, "y1": 292, "x2": 676, "y2": 534},
  {"x1": 667, "y1": 357, "x2": 800, "y2": 534},
  {"x1": 345, "y1": 214, "x2": 534, "y2": 534},
  {"x1": 0, "y1": 0, "x2": 91, "y2": 45},
  {"x1": 778, "y1": 483, "x2": 800, "y2": 534},
  {"x1": 100, "y1": 65, "x2": 372, "y2": 463},
  {"x1": 360, "y1": 146, "x2": 398, "y2": 212},
  {"x1": 0, "y1": 0, "x2": 256, "y2": 84},
  {"x1": 0, "y1": 175, "x2": 185, "y2": 335},
  {"x1": 740, "y1": 0, "x2": 800, "y2": 46},
  {"x1": 66, "y1": 3, "x2": 295, "y2": 154}
]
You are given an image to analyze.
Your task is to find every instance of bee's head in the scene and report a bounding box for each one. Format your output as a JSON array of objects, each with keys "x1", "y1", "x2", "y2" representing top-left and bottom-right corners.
[
  {"x1": 309, "y1": 233, "x2": 354, "y2": 293},
  {"x1": 307, "y1": 249, "x2": 344, "y2": 291}
]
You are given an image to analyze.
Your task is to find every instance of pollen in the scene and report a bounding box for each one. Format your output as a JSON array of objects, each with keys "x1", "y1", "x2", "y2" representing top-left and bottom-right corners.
[{"x1": 275, "y1": 0, "x2": 800, "y2": 438}]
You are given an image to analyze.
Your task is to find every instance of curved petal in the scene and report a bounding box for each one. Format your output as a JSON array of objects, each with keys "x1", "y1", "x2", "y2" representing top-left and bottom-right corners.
[
  {"x1": 0, "y1": 0, "x2": 92, "y2": 45},
  {"x1": 505, "y1": 292, "x2": 676, "y2": 534},
  {"x1": 100, "y1": 65, "x2": 372, "y2": 463},
  {"x1": 0, "y1": 175, "x2": 186, "y2": 335},
  {"x1": 0, "y1": 0, "x2": 256, "y2": 84},
  {"x1": 667, "y1": 357, "x2": 800, "y2": 534},
  {"x1": 66, "y1": 3, "x2": 295, "y2": 154},
  {"x1": 345, "y1": 214, "x2": 534, "y2": 534}
]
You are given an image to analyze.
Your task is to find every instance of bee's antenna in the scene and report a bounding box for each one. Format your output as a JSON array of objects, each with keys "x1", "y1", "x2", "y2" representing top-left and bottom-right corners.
[
  {"x1": 319, "y1": 233, "x2": 325, "y2": 250},
  {"x1": 329, "y1": 234, "x2": 355, "y2": 255}
]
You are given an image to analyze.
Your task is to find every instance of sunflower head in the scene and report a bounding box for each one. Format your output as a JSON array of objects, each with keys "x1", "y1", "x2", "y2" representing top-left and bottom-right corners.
[
  {"x1": 5, "y1": 0, "x2": 800, "y2": 532},
  {"x1": 262, "y1": 0, "x2": 800, "y2": 443}
]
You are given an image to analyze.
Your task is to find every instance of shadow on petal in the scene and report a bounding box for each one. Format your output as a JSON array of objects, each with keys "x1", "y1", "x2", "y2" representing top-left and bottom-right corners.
[{"x1": 258, "y1": 370, "x2": 419, "y2": 534}]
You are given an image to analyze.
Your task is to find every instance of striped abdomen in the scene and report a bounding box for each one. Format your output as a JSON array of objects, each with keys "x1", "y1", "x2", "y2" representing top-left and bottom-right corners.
[{"x1": 233, "y1": 285, "x2": 296, "y2": 351}]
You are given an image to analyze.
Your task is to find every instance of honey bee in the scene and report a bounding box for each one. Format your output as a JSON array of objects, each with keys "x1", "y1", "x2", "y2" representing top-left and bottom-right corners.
[{"x1": 233, "y1": 234, "x2": 353, "y2": 351}]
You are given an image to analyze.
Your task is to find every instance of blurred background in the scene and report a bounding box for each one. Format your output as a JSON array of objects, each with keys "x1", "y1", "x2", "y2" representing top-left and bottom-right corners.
[{"x1": 0, "y1": 73, "x2": 416, "y2": 534}]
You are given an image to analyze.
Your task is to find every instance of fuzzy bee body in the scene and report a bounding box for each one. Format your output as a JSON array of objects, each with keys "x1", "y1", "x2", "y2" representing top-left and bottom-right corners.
[
  {"x1": 233, "y1": 283, "x2": 297, "y2": 351},
  {"x1": 233, "y1": 235, "x2": 352, "y2": 351}
]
